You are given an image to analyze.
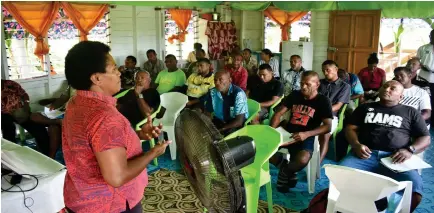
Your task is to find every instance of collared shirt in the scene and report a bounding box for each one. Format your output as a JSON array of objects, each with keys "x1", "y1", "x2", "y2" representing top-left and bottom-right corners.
[
  {"x1": 155, "y1": 69, "x2": 187, "y2": 94},
  {"x1": 224, "y1": 65, "x2": 248, "y2": 91},
  {"x1": 62, "y1": 90, "x2": 147, "y2": 213},
  {"x1": 186, "y1": 72, "x2": 215, "y2": 98},
  {"x1": 1, "y1": 80, "x2": 29, "y2": 114},
  {"x1": 143, "y1": 59, "x2": 166, "y2": 81},
  {"x1": 118, "y1": 66, "x2": 141, "y2": 88},
  {"x1": 319, "y1": 78, "x2": 351, "y2": 116},
  {"x1": 358, "y1": 67, "x2": 386, "y2": 91},
  {"x1": 341, "y1": 73, "x2": 364, "y2": 96},
  {"x1": 203, "y1": 84, "x2": 249, "y2": 122},
  {"x1": 259, "y1": 57, "x2": 280, "y2": 78},
  {"x1": 281, "y1": 67, "x2": 306, "y2": 96},
  {"x1": 243, "y1": 56, "x2": 258, "y2": 76},
  {"x1": 417, "y1": 43, "x2": 434, "y2": 72}
]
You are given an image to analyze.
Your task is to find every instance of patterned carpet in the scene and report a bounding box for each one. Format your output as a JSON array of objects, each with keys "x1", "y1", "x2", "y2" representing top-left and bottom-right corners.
[{"x1": 142, "y1": 169, "x2": 297, "y2": 213}]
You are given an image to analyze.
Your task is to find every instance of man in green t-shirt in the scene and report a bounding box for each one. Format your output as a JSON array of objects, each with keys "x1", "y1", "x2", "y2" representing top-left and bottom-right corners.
[{"x1": 155, "y1": 54, "x2": 186, "y2": 94}]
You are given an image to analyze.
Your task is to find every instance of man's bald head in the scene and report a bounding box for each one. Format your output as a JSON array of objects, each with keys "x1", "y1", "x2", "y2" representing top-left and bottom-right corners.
[
  {"x1": 214, "y1": 70, "x2": 232, "y2": 93},
  {"x1": 378, "y1": 80, "x2": 404, "y2": 104}
]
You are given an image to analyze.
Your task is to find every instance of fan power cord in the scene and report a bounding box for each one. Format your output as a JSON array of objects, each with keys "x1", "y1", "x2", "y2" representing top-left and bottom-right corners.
[{"x1": 1, "y1": 173, "x2": 39, "y2": 213}]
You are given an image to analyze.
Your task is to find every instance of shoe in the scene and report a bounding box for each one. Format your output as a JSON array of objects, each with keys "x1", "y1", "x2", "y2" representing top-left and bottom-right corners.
[{"x1": 276, "y1": 163, "x2": 298, "y2": 193}]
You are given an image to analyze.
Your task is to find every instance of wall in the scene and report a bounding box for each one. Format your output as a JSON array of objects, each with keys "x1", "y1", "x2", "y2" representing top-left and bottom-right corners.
[
  {"x1": 240, "y1": 10, "x2": 264, "y2": 51},
  {"x1": 310, "y1": 11, "x2": 330, "y2": 77},
  {"x1": 109, "y1": 5, "x2": 161, "y2": 68}
]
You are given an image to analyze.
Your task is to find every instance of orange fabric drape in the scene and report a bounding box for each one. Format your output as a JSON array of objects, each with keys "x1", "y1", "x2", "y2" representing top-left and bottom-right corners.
[
  {"x1": 168, "y1": 9, "x2": 192, "y2": 44},
  {"x1": 264, "y1": 7, "x2": 307, "y2": 41},
  {"x1": 2, "y1": 2, "x2": 60, "y2": 59},
  {"x1": 61, "y1": 2, "x2": 108, "y2": 41}
]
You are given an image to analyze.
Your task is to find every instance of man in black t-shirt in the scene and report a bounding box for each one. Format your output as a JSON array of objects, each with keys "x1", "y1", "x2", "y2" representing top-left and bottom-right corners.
[
  {"x1": 341, "y1": 80, "x2": 430, "y2": 212},
  {"x1": 270, "y1": 71, "x2": 333, "y2": 193},
  {"x1": 117, "y1": 71, "x2": 161, "y2": 126},
  {"x1": 247, "y1": 64, "x2": 284, "y2": 124}
]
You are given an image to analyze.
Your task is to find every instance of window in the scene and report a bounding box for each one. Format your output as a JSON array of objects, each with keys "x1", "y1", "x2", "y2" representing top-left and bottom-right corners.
[
  {"x1": 264, "y1": 12, "x2": 311, "y2": 53},
  {"x1": 164, "y1": 10, "x2": 198, "y2": 60},
  {"x1": 3, "y1": 7, "x2": 45, "y2": 80},
  {"x1": 3, "y1": 7, "x2": 110, "y2": 79},
  {"x1": 378, "y1": 18, "x2": 434, "y2": 74},
  {"x1": 264, "y1": 16, "x2": 281, "y2": 53},
  {"x1": 48, "y1": 8, "x2": 80, "y2": 75}
]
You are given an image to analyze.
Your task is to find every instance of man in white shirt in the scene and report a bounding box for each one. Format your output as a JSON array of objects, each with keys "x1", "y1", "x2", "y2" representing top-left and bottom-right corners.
[
  {"x1": 394, "y1": 67, "x2": 431, "y2": 126},
  {"x1": 417, "y1": 29, "x2": 434, "y2": 124}
]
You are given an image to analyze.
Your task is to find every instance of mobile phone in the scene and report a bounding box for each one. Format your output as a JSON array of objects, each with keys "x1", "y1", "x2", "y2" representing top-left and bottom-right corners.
[{"x1": 163, "y1": 132, "x2": 169, "y2": 141}]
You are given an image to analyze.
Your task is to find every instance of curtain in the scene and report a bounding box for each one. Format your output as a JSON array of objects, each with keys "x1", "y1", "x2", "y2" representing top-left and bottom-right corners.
[
  {"x1": 61, "y1": 2, "x2": 108, "y2": 41},
  {"x1": 205, "y1": 21, "x2": 237, "y2": 60},
  {"x1": 2, "y1": 2, "x2": 60, "y2": 59},
  {"x1": 264, "y1": 6, "x2": 307, "y2": 41},
  {"x1": 168, "y1": 9, "x2": 192, "y2": 44}
]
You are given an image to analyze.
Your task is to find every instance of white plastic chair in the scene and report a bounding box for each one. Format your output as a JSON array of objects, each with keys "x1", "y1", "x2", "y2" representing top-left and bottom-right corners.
[
  {"x1": 324, "y1": 164, "x2": 412, "y2": 213},
  {"x1": 155, "y1": 92, "x2": 188, "y2": 160},
  {"x1": 276, "y1": 136, "x2": 320, "y2": 194}
]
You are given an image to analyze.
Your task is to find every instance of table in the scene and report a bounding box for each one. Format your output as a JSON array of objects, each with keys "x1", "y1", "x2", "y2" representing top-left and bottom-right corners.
[{"x1": 1, "y1": 169, "x2": 66, "y2": 213}]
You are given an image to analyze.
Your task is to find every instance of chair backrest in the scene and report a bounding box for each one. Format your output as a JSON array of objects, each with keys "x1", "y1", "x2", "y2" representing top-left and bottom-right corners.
[
  {"x1": 160, "y1": 92, "x2": 188, "y2": 124},
  {"x1": 114, "y1": 88, "x2": 132, "y2": 99},
  {"x1": 245, "y1": 99, "x2": 260, "y2": 125},
  {"x1": 325, "y1": 164, "x2": 403, "y2": 202},
  {"x1": 268, "y1": 95, "x2": 284, "y2": 119},
  {"x1": 135, "y1": 104, "x2": 162, "y2": 131},
  {"x1": 225, "y1": 125, "x2": 282, "y2": 169}
]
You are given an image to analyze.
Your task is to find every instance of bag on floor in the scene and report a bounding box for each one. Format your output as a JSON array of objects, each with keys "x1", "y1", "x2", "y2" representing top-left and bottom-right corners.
[{"x1": 300, "y1": 188, "x2": 329, "y2": 213}]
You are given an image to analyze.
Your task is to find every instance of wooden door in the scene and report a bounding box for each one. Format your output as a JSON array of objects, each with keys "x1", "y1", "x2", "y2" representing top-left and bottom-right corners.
[{"x1": 328, "y1": 10, "x2": 381, "y2": 74}]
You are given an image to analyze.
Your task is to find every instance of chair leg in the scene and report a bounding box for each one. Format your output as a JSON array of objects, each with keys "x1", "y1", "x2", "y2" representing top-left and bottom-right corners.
[
  {"x1": 265, "y1": 181, "x2": 273, "y2": 213},
  {"x1": 149, "y1": 138, "x2": 158, "y2": 166},
  {"x1": 245, "y1": 182, "x2": 260, "y2": 213},
  {"x1": 166, "y1": 128, "x2": 177, "y2": 160}
]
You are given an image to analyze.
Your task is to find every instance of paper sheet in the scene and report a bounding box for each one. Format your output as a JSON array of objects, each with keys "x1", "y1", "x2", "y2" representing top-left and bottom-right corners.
[
  {"x1": 275, "y1": 127, "x2": 295, "y2": 144},
  {"x1": 380, "y1": 155, "x2": 432, "y2": 173},
  {"x1": 42, "y1": 107, "x2": 65, "y2": 119}
]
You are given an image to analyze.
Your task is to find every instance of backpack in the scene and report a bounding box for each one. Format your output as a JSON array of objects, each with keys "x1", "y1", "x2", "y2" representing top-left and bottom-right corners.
[{"x1": 301, "y1": 188, "x2": 329, "y2": 213}]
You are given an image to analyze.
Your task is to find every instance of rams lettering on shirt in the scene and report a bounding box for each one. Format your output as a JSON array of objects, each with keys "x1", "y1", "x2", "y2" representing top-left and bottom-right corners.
[{"x1": 364, "y1": 112, "x2": 403, "y2": 128}]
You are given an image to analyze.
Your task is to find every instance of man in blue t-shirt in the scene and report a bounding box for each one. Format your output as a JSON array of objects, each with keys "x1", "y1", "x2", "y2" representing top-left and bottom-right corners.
[{"x1": 202, "y1": 70, "x2": 249, "y2": 136}]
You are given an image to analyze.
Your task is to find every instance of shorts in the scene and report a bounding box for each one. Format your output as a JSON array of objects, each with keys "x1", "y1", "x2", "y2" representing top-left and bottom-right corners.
[
  {"x1": 340, "y1": 150, "x2": 423, "y2": 195},
  {"x1": 258, "y1": 107, "x2": 269, "y2": 121},
  {"x1": 280, "y1": 136, "x2": 315, "y2": 155}
]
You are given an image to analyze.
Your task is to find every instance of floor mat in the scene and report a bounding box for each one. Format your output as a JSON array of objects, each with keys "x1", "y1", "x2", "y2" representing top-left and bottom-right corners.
[{"x1": 141, "y1": 169, "x2": 299, "y2": 213}]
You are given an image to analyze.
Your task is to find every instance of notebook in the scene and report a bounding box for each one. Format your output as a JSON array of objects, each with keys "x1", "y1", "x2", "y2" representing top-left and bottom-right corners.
[
  {"x1": 380, "y1": 155, "x2": 432, "y2": 173},
  {"x1": 275, "y1": 127, "x2": 295, "y2": 145}
]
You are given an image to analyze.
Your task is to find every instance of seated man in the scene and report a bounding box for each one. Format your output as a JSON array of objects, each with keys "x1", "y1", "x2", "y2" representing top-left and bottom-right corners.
[
  {"x1": 406, "y1": 57, "x2": 431, "y2": 96},
  {"x1": 117, "y1": 71, "x2": 160, "y2": 127},
  {"x1": 318, "y1": 60, "x2": 351, "y2": 162},
  {"x1": 338, "y1": 68, "x2": 364, "y2": 115},
  {"x1": 118, "y1": 55, "x2": 141, "y2": 89},
  {"x1": 30, "y1": 84, "x2": 75, "y2": 158},
  {"x1": 224, "y1": 54, "x2": 248, "y2": 91},
  {"x1": 143, "y1": 49, "x2": 166, "y2": 83},
  {"x1": 246, "y1": 64, "x2": 283, "y2": 124},
  {"x1": 185, "y1": 58, "x2": 215, "y2": 108},
  {"x1": 1, "y1": 79, "x2": 50, "y2": 156},
  {"x1": 281, "y1": 55, "x2": 307, "y2": 96},
  {"x1": 270, "y1": 71, "x2": 333, "y2": 192},
  {"x1": 341, "y1": 80, "x2": 430, "y2": 212},
  {"x1": 202, "y1": 70, "x2": 249, "y2": 136},
  {"x1": 394, "y1": 67, "x2": 431, "y2": 126},
  {"x1": 155, "y1": 54, "x2": 187, "y2": 94},
  {"x1": 185, "y1": 49, "x2": 207, "y2": 78}
]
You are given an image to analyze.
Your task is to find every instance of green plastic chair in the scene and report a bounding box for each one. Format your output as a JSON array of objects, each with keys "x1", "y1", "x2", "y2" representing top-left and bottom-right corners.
[
  {"x1": 245, "y1": 99, "x2": 260, "y2": 126},
  {"x1": 262, "y1": 95, "x2": 284, "y2": 125},
  {"x1": 114, "y1": 88, "x2": 132, "y2": 99},
  {"x1": 225, "y1": 125, "x2": 282, "y2": 213},
  {"x1": 329, "y1": 104, "x2": 348, "y2": 161},
  {"x1": 354, "y1": 98, "x2": 360, "y2": 108},
  {"x1": 135, "y1": 104, "x2": 162, "y2": 166}
]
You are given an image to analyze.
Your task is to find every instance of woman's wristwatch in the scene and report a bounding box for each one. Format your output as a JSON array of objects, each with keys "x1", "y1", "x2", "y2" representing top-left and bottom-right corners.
[{"x1": 406, "y1": 145, "x2": 416, "y2": 154}]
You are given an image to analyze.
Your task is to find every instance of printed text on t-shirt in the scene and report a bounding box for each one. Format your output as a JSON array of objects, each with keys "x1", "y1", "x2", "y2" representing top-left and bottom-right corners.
[
  {"x1": 364, "y1": 112, "x2": 403, "y2": 128},
  {"x1": 290, "y1": 105, "x2": 315, "y2": 126}
]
